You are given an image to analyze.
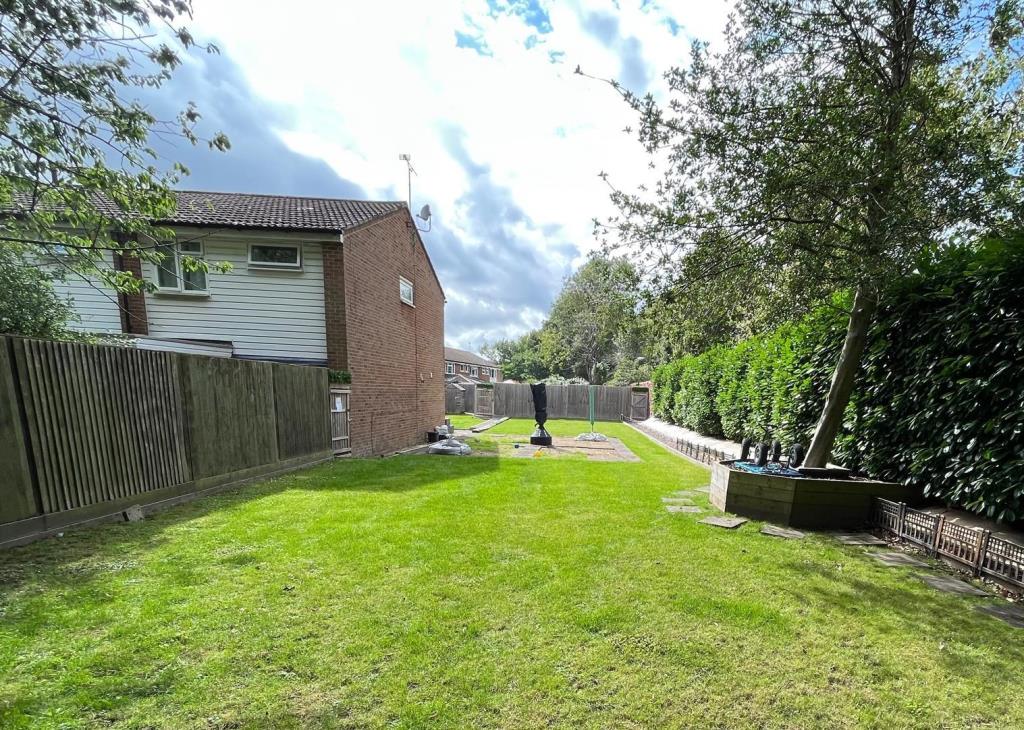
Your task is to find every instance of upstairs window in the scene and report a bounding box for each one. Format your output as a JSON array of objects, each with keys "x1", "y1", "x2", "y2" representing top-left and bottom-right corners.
[
  {"x1": 399, "y1": 276, "x2": 414, "y2": 306},
  {"x1": 249, "y1": 243, "x2": 302, "y2": 269},
  {"x1": 445, "y1": 362, "x2": 455, "y2": 375},
  {"x1": 156, "y1": 241, "x2": 207, "y2": 293},
  {"x1": 470, "y1": 366, "x2": 478, "y2": 376}
]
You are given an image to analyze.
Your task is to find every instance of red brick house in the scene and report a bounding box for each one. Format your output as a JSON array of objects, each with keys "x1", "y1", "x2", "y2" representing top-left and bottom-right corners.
[
  {"x1": 53, "y1": 191, "x2": 446, "y2": 457},
  {"x1": 444, "y1": 347, "x2": 501, "y2": 383}
]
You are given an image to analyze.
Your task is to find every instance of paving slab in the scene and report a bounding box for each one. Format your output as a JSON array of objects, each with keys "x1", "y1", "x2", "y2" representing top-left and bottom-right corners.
[
  {"x1": 917, "y1": 573, "x2": 988, "y2": 597},
  {"x1": 868, "y1": 550, "x2": 928, "y2": 568},
  {"x1": 700, "y1": 516, "x2": 747, "y2": 529},
  {"x1": 829, "y1": 532, "x2": 886, "y2": 546},
  {"x1": 670, "y1": 490, "x2": 700, "y2": 498},
  {"x1": 661, "y1": 496, "x2": 694, "y2": 505},
  {"x1": 975, "y1": 602, "x2": 1024, "y2": 628},
  {"x1": 693, "y1": 486, "x2": 711, "y2": 494},
  {"x1": 666, "y1": 505, "x2": 702, "y2": 514},
  {"x1": 469, "y1": 416, "x2": 508, "y2": 433},
  {"x1": 760, "y1": 524, "x2": 805, "y2": 540}
]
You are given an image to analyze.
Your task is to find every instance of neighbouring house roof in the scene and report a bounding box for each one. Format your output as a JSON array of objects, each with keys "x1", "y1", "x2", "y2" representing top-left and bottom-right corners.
[
  {"x1": 7, "y1": 190, "x2": 406, "y2": 234},
  {"x1": 158, "y1": 191, "x2": 405, "y2": 233},
  {"x1": 444, "y1": 347, "x2": 498, "y2": 368}
]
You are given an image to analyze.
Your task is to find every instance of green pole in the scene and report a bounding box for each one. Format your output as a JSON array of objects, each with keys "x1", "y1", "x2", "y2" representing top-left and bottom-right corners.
[{"x1": 589, "y1": 385, "x2": 596, "y2": 432}]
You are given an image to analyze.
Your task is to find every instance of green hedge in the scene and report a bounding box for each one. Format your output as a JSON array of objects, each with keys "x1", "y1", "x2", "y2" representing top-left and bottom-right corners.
[{"x1": 652, "y1": 235, "x2": 1024, "y2": 521}]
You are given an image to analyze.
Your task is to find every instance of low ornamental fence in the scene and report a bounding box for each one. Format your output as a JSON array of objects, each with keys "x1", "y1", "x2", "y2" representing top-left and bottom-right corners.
[
  {"x1": 627, "y1": 419, "x2": 733, "y2": 465},
  {"x1": 871, "y1": 498, "x2": 1024, "y2": 589}
]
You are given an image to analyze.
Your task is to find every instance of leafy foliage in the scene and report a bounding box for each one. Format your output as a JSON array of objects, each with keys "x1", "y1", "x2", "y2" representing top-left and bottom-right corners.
[
  {"x1": 598, "y1": 0, "x2": 1024, "y2": 465},
  {"x1": 653, "y1": 236, "x2": 1024, "y2": 520},
  {"x1": 0, "y1": 0, "x2": 227, "y2": 323},
  {"x1": 0, "y1": 245, "x2": 75, "y2": 338}
]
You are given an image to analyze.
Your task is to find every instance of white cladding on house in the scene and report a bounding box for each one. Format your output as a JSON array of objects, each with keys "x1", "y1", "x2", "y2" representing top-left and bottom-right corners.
[
  {"x1": 49, "y1": 252, "x2": 123, "y2": 334},
  {"x1": 139, "y1": 234, "x2": 329, "y2": 362}
]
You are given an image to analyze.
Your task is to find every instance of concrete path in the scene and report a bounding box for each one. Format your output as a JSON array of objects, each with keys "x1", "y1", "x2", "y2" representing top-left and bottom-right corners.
[{"x1": 636, "y1": 417, "x2": 741, "y2": 459}]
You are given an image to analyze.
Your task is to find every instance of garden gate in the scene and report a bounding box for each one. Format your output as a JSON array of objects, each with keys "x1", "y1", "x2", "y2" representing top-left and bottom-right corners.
[
  {"x1": 475, "y1": 384, "x2": 494, "y2": 416},
  {"x1": 630, "y1": 387, "x2": 650, "y2": 420},
  {"x1": 330, "y1": 387, "x2": 351, "y2": 454}
]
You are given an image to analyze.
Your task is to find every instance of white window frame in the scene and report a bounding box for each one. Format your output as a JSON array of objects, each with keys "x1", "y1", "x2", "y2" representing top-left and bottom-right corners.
[
  {"x1": 445, "y1": 362, "x2": 455, "y2": 375},
  {"x1": 470, "y1": 365, "x2": 478, "y2": 377},
  {"x1": 248, "y1": 242, "x2": 302, "y2": 270},
  {"x1": 399, "y1": 276, "x2": 415, "y2": 306},
  {"x1": 155, "y1": 240, "x2": 208, "y2": 294}
]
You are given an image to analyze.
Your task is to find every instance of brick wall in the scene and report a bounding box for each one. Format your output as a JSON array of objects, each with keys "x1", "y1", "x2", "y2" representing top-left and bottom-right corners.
[
  {"x1": 114, "y1": 253, "x2": 149, "y2": 335},
  {"x1": 323, "y1": 244, "x2": 348, "y2": 370},
  {"x1": 341, "y1": 210, "x2": 445, "y2": 455}
]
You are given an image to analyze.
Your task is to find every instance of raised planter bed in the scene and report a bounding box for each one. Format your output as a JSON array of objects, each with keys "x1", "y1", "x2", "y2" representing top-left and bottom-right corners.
[{"x1": 710, "y1": 460, "x2": 918, "y2": 529}]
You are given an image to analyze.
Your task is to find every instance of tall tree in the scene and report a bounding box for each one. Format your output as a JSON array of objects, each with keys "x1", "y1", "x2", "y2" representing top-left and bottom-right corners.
[
  {"x1": 598, "y1": 0, "x2": 1023, "y2": 466},
  {"x1": 0, "y1": 0, "x2": 228, "y2": 332},
  {"x1": 542, "y1": 256, "x2": 640, "y2": 384},
  {"x1": 482, "y1": 332, "x2": 550, "y2": 382}
]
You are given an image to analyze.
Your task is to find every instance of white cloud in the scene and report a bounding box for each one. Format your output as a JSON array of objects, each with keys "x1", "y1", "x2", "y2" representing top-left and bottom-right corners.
[{"x1": 189, "y1": 0, "x2": 730, "y2": 350}]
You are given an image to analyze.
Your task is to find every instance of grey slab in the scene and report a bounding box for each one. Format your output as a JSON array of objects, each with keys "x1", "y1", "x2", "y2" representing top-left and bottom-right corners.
[
  {"x1": 761, "y1": 524, "x2": 805, "y2": 540},
  {"x1": 867, "y1": 550, "x2": 928, "y2": 568},
  {"x1": 662, "y1": 496, "x2": 694, "y2": 504},
  {"x1": 917, "y1": 573, "x2": 988, "y2": 597},
  {"x1": 123, "y1": 505, "x2": 144, "y2": 523},
  {"x1": 693, "y1": 486, "x2": 711, "y2": 494},
  {"x1": 975, "y1": 602, "x2": 1024, "y2": 628},
  {"x1": 700, "y1": 516, "x2": 748, "y2": 529},
  {"x1": 670, "y1": 490, "x2": 700, "y2": 498},
  {"x1": 666, "y1": 505, "x2": 703, "y2": 514},
  {"x1": 829, "y1": 532, "x2": 886, "y2": 546}
]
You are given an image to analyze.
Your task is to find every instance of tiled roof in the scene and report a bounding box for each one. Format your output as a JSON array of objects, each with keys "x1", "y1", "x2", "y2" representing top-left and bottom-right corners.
[
  {"x1": 444, "y1": 347, "x2": 498, "y2": 367},
  {"x1": 6, "y1": 190, "x2": 405, "y2": 233},
  {"x1": 160, "y1": 191, "x2": 405, "y2": 232}
]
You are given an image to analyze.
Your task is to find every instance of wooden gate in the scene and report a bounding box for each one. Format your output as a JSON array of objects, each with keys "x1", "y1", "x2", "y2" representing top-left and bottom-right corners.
[
  {"x1": 330, "y1": 388, "x2": 351, "y2": 454},
  {"x1": 475, "y1": 384, "x2": 494, "y2": 416},
  {"x1": 630, "y1": 388, "x2": 650, "y2": 421}
]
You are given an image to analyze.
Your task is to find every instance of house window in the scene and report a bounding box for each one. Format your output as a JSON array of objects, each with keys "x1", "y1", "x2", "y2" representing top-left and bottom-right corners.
[
  {"x1": 156, "y1": 241, "x2": 207, "y2": 293},
  {"x1": 445, "y1": 362, "x2": 454, "y2": 375},
  {"x1": 399, "y1": 276, "x2": 414, "y2": 306},
  {"x1": 460, "y1": 364, "x2": 468, "y2": 373},
  {"x1": 470, "y1": 366, "x2": 478, "y2": 377},
  {"x1": 249, "y1": 243, "x2": 302, "y2": 269}
]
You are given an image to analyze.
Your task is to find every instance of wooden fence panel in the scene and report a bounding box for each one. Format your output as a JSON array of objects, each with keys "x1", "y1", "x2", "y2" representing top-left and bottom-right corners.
[
  {"x1": 445, "y1": 384, "x2": 465, "y2": 414},
  {"x1": 490, "y1": 383, "x2": 633, "y2": 421},
  {"x1": 9, "y1": 337, "x2": 190, "y2": 513},
  {"x1": 0, "y1": 339, "x2": 36, "y2": 523},
  {"x1": 273, "y1": 363, "x2": 330, "y2": 460},
  {"x1": 180, "y1": 356, "x2": 278, "y2": 479}
]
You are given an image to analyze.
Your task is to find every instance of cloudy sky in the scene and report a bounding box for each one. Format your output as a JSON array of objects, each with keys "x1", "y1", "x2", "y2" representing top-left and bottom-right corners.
[{"x1": 154, "y1": 0, "x2": 730, "y2": 352}]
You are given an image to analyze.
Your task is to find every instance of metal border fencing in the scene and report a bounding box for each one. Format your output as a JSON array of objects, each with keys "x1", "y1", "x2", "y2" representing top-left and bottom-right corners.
[{"x1": 870, "y1": 497, "x2": 1024, "y2": 589}]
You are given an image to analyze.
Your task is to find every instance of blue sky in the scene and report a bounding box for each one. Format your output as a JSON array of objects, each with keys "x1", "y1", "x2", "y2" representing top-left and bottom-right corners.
[{"x1": 158, "y1": 0, "x2": 729, "y2": 351}]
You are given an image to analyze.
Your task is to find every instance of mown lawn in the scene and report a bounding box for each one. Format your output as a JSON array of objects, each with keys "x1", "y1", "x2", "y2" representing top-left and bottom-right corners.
[
  {"x1": 1, "y1": 420, "x2": 1021, "y2": 728},
  {"x1": 446, "y1": 413, "x2": 484, "y2": 430}
]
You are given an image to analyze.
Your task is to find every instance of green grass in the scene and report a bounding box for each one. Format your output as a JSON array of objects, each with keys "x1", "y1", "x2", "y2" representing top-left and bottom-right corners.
[
  {"x1": 1, "y1": 419, "x2": 1022, "y2": 728},
  {"x1": 446, "y1": 413, "x2": 484, "y2": 430}
]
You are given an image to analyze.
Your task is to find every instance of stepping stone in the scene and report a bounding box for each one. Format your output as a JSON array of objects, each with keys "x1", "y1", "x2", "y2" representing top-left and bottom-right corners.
[
  {"x1": 670, "y1": 490, "x2": 700, "y2": 498},
  {"x1": 917, "y1": 574, "x2": 988, "y2": 597},
  {"x1": 693, "y1": 486, "x2": 711, "y2": 494},
  {"x1": 829, "y1": 532, "x2": 886, "y2": 546},
  {"x1": 975, "y1": 602, "x2": 1024, "y2": 628},
  {"x1": 700, "y1": 516, "x2": 747, "y2": 529},
  {"x1": 661, "y1": 496, "x2": 694, "y2": 504},
  {"x1": 666, "y1": 505, "x2": 702, "y2": 514},
  {"x1": 760, "y1": 524, "x2": 805, "y2": 540},
  {"x1": 868, "y1": 550, "x2": 927, "y2": 568}
]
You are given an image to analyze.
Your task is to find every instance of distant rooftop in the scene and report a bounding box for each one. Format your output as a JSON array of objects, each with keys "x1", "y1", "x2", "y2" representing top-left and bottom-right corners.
[{"x1": 444, "y1": 347, "x2": 498, "y2": 367}]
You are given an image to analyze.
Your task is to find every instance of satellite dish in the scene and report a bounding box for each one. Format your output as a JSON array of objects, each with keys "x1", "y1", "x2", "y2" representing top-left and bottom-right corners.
[{"x1": 418, "y1": 204, "x2": 432, "y2": 221}]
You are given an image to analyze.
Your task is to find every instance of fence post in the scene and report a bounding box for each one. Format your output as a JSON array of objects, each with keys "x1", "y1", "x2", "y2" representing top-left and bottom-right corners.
[
  {"x1": 932, "y1": 515, "x2": 944, "y2": 557},
  {"x1": 974, "y1": 530, "x2": 991, "y2": 577},
  {"x1": 896, "y1": 501, "x2": 907, "y2": 539}
]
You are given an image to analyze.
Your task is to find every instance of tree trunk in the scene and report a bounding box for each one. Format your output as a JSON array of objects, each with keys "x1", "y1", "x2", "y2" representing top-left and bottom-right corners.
[{"x1": 803, "y1": 284, "x2": 878, "y2": 468}]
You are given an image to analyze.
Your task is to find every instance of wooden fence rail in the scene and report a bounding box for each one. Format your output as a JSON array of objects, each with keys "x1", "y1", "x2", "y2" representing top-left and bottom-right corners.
[
  {"x1": 870, "y1": 497, "x2": 1024, "y2": 589},
  {"x1": 0, "y1": 336, "x2": 332, "y2": 548}
]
